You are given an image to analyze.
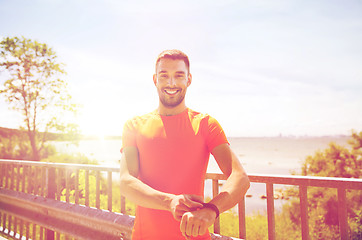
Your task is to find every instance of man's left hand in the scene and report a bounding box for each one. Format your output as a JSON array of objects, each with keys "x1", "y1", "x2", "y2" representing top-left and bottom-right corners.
[{"x1": 180, "y1": 207, "x2": 217, "y2": 238}]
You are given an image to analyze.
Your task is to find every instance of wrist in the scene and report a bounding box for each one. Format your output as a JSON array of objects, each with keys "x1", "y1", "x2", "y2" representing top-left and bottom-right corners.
[
  {"x1": 164, "y1": 193, "x2": 176, "y2": 212},
  {"x1": 202, "y1": 203, "x2": 220, "y2": 218}
]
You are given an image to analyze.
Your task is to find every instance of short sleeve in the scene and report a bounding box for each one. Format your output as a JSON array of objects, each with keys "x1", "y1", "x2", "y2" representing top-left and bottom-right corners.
[
  {"x1": 205, "y1": 116, "x2": 229, "y2": 152},
  {"x1": 121, "y1": 119, "x2": 137, "y2": 152}
]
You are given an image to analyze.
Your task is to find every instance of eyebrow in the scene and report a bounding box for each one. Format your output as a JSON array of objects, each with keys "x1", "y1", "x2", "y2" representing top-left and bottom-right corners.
[{"x1": 158, "y1": 70, "x2": 186, "y2": 74}]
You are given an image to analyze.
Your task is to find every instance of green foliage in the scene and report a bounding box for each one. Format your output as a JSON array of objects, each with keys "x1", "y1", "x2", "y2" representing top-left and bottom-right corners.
[
  {"x1": 0, "y1": 36, "x2": 79, "y2": 160},
  {"x1": 44, "y1": 152, "x2": 98, "y2": 165},
  {"x1": 283, "y1": 130, "x2": 362, "y2": 239},
  {"x1": 301, "y1": 134, "x2": 361, "y2": 178},
  {"x1": 0, "y1": 131, "x2": 56, "y2": 160}
]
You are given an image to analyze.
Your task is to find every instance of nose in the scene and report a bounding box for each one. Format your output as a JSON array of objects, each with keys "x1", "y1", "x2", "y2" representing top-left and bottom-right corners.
[{"x1": 168, "y1": 76, "x2": 176, "y2": 87}]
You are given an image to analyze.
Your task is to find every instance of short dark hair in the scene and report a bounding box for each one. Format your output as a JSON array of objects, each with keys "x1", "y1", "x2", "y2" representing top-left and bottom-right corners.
[{"x1": 155, "y1": 49, "x2": 190, "y2": 74}]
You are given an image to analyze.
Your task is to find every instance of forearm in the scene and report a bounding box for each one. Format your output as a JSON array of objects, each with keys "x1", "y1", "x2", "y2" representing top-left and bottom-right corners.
[
  {"x1": 209, "y1": 169, "x2": 250, "y2": 213},
  {"x1": 120, "y1": 173, "x2": 173, "y2": 211}
]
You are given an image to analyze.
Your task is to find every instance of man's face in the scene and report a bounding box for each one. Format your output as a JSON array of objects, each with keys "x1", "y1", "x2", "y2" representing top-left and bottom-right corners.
[{"x1": 153, "y1": 58, "x2": 192, "y2": 109}]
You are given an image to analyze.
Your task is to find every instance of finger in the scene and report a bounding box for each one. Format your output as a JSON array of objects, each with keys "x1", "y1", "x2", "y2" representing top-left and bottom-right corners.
[
  {"x1": 192, "y1": 223, "x2": 200, "y2": 237},
  {"x1": 174, "y1": 205, "x2": 189, "y2": 220},
  {"x1": 188, "y1": 194, "x2": 204, "y2": 203},
  {"x1": 199, "y1": 221, "x2": 207, "y2": 235},
  {"x1": 185, "y1": 215, "x2": 194, "y2": 237},
  {"x1": 183, "y1": 197, "x2": 203, "y2": 209},
  {"x1": 176, "y1": 204, "x2": 189, "y2": 212},
  {"x1": 180, "y1": 214, "x2": 188, "y2": 237}
]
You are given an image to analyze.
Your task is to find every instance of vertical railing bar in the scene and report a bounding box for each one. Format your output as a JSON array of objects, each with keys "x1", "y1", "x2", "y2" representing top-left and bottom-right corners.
[
  {"x1": 32, "y1": 223, "x2": 36, "y2": 240},
  {"x1": 212, "y1": 179, "x2": 220, "y2": 234},
  {"x1": 3, "y1": 213, "x2": 6, "y2": 234},
  {"x1": 58, "y1": 168, "x2": 63, "y2": 201},
  {"x1": 26, "y1": 166, "x2": 30, "y2": 194},
  {"x1": 13, "y1": 215, "x2": 17, "y2": 239},
  {"x1": 42, "y1": 166, "x2": 46, "y2": 197},
  {"x1": 40, "y1": 226, "x2": 44, "y2": 240},
  {"x1": 32, "y1": 167, "x2": 36, "y2": 195},
  {"x1": 121, "y1": 195, "x2": 126, "y2": 214},
  {"x1": 19, "y1": 219, "x2": 23, "y2": 240},
  {"x1": 26, "y1": 166, "x2": 31, "y2": 194},
  {"x1": 85, "y1": 170, "x2": 89, "y2": 207},
  {"x1": 38, "y1": 166, "x2": 43, "y2": 196},
  {"x1": 338, "y1": 187, "x2": 349, "y2": 240},
  {"x1": 4, "y1": 164, "x2": 8, "y2": 189},
  {"x1": 10, "y1": 163, "x2": 14, "y2": 190},
  {"x1": 2, "y1": 213, "x2": 6, "y2": 234},
  {"x1": 34, "y1": 167, "x2": 39, "y2": 196},
  {"x1": 66, "y1": 169, "x2": 70, "y2": 203},
  {"x1": 26, "y1": 221, "x2": 29, "y2": 240},
  {"x1": 0, "y1": 163, "x2": 3, "y2": 187},
  {"x1": 96, "y1": 170, "x2": 100, "y2": 209},
  {"x1": 238, "y1": 197, "x2": 246, "y2": 239},
  {"x1": 75, "y1": 169, "x2": 79, "y2": 204},
  {"x1": 8, "y1": 215, "x2": 12, "y2": 238},
  {"x1": 16, "y1": 164, "x2": 20, "y2": 191},
  {"x1": 55, "y1": 168, "x2": 59, "y2": 200},
  {"x1": 21, "y1": 165, "x2": 26, "y2": 193},
  {"x1": 107, "y1": 171, "x2": 112, "y2": 212},
  {"x1": 299, "y1": 185, "x2": 309, "y2": 240},
  {"x1": 266, "y1": 183, "x2": 275, "y2": 240}
]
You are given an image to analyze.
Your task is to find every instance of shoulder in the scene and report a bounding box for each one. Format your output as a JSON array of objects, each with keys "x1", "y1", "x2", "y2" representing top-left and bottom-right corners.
[
  {"x1": 124, "y1": 110, "x2": 159, "y2": 129},
  {"x1": 188, "y1": 109, "x2": 220, "y2": 125}
]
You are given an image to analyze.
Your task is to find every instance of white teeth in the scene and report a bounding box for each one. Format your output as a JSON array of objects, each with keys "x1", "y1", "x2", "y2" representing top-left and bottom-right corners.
[{"x1": 165, "y1": 89, "x2": 178, "y2": 94}]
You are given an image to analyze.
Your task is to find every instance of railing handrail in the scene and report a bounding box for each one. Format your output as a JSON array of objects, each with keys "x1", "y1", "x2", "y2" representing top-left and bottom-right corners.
[
  {"x1": 0, "y1": 159, "x2": 118, "y2": 172},
  {"x1": 2, "y1": 159, "x2": 361, "y2": 189},
  {"x1": 206, "y1": 172, "x2": 362, "y2": 189}
]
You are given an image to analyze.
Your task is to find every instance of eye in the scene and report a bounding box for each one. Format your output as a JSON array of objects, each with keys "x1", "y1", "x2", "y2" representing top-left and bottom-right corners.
[
  {"x1": 175, "y1": 74, "x2": 185, "y2": 79},
  {"x1": 159, "y1": 74, "x2": 169, "y2": 79}
]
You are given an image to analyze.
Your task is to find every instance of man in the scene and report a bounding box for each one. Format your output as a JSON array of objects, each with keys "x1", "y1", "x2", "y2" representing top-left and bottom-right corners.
[{"x1": 120, "y1": 49, "x2": 250, "y2": 240}]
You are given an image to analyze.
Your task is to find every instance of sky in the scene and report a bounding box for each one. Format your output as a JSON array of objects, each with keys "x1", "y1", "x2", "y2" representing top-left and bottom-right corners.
[{"x1": 0, "y1": 0, "x2": 361, "y2": 137}]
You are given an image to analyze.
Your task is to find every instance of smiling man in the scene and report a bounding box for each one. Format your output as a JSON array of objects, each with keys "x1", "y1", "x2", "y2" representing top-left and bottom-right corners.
[{"x1": 120, "y1": 49, "x2": 250, "y2": 240}]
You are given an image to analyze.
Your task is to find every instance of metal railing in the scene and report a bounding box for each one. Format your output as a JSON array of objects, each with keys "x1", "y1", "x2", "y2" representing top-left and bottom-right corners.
[{"x1": 1, "y1": 159, "x2": 361, "y2": 240}]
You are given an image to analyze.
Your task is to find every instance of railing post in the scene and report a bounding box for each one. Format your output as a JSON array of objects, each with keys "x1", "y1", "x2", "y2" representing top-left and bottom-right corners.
[
  {"x1": 212, "y1": 179, "x2": 220, "y2": 234},
  {"x1": 121, "y1": 195, "x2": 126, "y2": 214},
  {"x1": 338, "y1": 187, "x2": 349, "y2": 240},
  {"x1": 96, "y1": 171, "x2": 100, "y2": 209},
  {"x1": 75, "y1": 169, "x2": 79, "y2": 204},
  {"x1": 299, "y1": 185, "x2": 310, "y2": 240},
  {"x1": 85, "y1": 170, "x2": 90, "y2": 207},
  {"x1": 266, "y1": 183, "x2": 275, "y2": 240},
  {"x1": 238, "y1": 197, "x2": 246, "y2": 239},
  {"x1": 45, "y1": 167, "x2": 55, "y2": 240},
  {"x1": 107, "y1": 171, "x2": 113, "y2": 212}
]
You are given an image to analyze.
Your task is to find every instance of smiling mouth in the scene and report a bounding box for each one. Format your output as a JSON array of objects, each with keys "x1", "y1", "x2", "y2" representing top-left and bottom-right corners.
[{"x1": 164, "y1": 89, "x2": 179, "y2": 95}]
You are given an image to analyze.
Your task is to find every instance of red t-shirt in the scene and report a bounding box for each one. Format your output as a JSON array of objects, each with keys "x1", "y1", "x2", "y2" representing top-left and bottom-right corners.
[{"x1": 122, "y1": 108, "x2": 228, "y2": 240}]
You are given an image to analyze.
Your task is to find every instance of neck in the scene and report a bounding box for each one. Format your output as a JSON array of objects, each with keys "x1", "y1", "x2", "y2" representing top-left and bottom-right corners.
[{"x1": 157, "y1": 103, "x2": 187, "y2": 116}]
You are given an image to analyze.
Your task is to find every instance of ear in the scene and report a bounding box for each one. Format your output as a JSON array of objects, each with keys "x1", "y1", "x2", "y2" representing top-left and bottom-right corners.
[
  {"x1": 187, "y1": 73, "x2": 192, "y2": 87},
  {"x1": 153, "y1": 74, "x2": 157, "y2": 86}
]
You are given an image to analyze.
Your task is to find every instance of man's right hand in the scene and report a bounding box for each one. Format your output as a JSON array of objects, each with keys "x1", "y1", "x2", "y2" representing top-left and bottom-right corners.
[{"x1": 169, "y1": 194, "x2": 204, "y2": 221}]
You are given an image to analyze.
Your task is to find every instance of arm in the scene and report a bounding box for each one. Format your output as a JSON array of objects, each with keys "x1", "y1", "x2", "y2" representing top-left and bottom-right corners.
[
  {"x1": 208, "y1": 143, "x2": 250, "y2": 212},
  {"x1": 120, "y1": 146, "x2": 203, "y2": 218},
  {"x1": 180, "y1": 143, "x2": 250, "y2": 238}
]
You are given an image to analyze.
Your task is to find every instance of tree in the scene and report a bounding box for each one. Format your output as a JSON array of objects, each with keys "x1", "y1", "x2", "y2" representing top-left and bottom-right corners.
[
  {"x1": 0, "y1": 36, "x2": 78, "y2": 160},
  {"x1": 284, "y1": 131, "x2": 362, "y2": 239}
]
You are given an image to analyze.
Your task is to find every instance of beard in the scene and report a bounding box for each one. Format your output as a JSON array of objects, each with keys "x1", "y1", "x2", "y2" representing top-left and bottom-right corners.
[{"x1": 158, "y1": 89, "x2": 186, "y2": 108}]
